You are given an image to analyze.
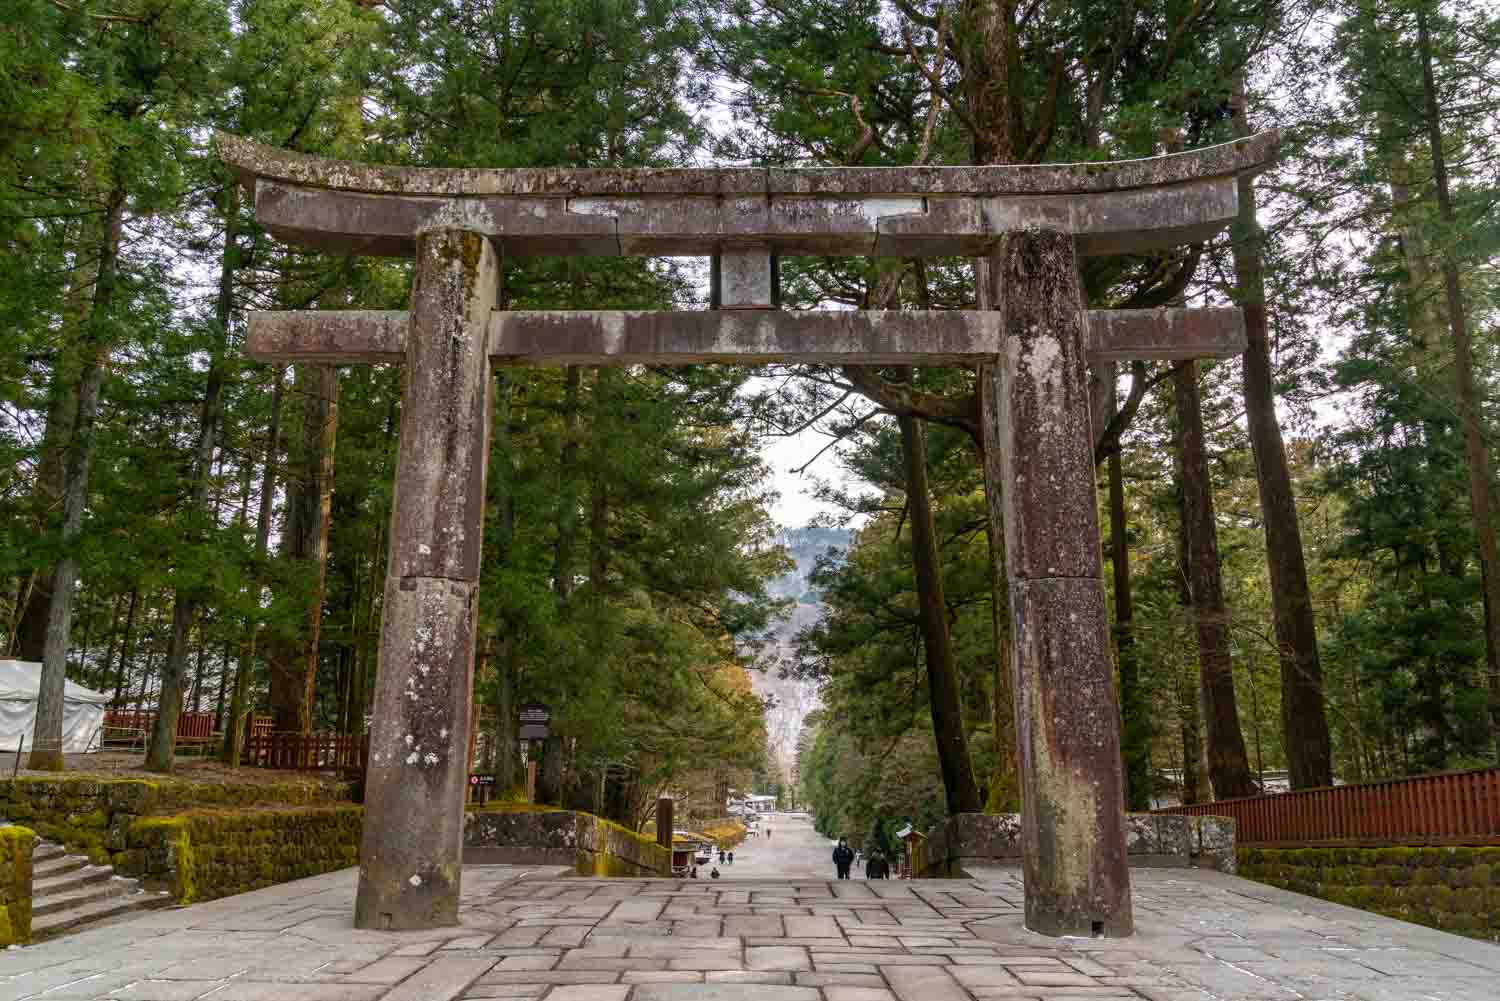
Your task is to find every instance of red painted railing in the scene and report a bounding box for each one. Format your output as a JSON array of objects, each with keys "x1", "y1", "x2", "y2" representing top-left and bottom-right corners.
[
  {"x1": 1155, "y1": 766, "x2": 1500, "y2": 847},
  {"x1": 241, "y1": 731, "x2": 368, "y2": 772}
]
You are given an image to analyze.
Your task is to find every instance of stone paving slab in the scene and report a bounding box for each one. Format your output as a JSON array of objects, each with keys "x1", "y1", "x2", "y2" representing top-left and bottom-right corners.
[{"x1": 0, "y1": 858, "x2": 1498, "y2": 1000}]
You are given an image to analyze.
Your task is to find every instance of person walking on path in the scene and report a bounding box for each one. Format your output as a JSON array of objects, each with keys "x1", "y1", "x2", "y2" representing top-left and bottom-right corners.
[{"x1": 833, "y1": 838, "x2": 855, "y2": 879}]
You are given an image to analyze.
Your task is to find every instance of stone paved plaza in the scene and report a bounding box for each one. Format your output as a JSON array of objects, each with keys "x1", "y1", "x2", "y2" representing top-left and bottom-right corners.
[{"x1": 0, "y1": 815, "x2": 1497, "y2": 1000}]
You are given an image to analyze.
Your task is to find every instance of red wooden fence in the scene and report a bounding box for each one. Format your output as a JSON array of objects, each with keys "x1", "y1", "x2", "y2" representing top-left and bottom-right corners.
[
  {"x1": 1155, "y1": 766, "x2": 1500, "y2": 847},
  {"x1": 102, "y1": 710, "x2": 216, "y2": 744},
  {"x1": 240, "y1": 731, "x2": 368, "y2": 772}
]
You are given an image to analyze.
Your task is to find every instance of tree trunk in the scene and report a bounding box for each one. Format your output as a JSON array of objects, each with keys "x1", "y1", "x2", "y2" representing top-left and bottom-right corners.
[
  {"x1": 1417, "y1": 10, "x2": 1500, "y2": 757},
  {"x1": 147, "y1": 187, "x2": 240, "y2": 772},
  {"x1": 215, "y1": 639, "x2": 231, "y2": 733},
  {"x1": 223, "y1": 367, "x2": 284, "y2": 763},
  {"x1": 496, "y1": 637, "x2": 518, "y2": 789},
  {"x1": 76, "y1": 588, "x2": 95, "y2": 685},
  {"x1": 552, "y1": 365, "x2": 582, "y2": 603},
  {"x1": 1230, "y1": 84, "x2": 1333, "y2": 790},
  {"x1": 267, "y1": 364, "x2": 338, "y2": 733},
  {"x1": 491, "y1": 370, "x2": 520, "y2": 789},
  {"x1": 538, "y1": 735, "x2": 564, "y2": 805},
  {"x1": 1172, "y1": 362, "x2": 1257, "y2": 799},
  {"x1": 1107, "y1": 379, "x2": 1151, "y2": 810},
  {"x1": 15, "y1": 226, "x2": 97, "y2": 664},
  {"x1": 32, "y1": 188, "x2": 127, "y2": 771},
  {"x1": 98, "y1": 593, "x2": 124, "y2": 696},
  {"x1": 898, "y1": 412, "x2": 984, "y2": 814},
  {"x1": 113, "y1": 588, "x2": 137, "y2": 706},
  {"x1": 189, "y1": 643, "x2": 207, "y2": 715},
  {"x1": 1178, "y1": 660, "x2": 1204, "y2": 806}
]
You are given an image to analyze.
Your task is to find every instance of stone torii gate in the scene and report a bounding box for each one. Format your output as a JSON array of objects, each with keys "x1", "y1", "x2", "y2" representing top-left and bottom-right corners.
[{"x1": 219, "y1": 131, "x2": 1278, "y2": 938}]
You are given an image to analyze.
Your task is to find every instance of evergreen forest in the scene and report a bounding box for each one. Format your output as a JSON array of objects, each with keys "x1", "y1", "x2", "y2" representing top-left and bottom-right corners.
[{"x1": 2, "y1": 0, "x2": 1498, "y2": 837}]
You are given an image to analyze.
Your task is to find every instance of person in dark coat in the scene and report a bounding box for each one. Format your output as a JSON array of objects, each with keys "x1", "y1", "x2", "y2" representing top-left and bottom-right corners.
[
  {"x1": 832, "y1": 838, "x2": 855, "y2": 879},
  {"x1": 864, "y1": 850, "x2": 881, "y2": 879}
]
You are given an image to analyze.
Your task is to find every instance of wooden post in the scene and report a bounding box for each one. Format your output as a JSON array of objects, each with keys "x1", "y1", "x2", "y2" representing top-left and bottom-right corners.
[
  {"x1": 355, "y1": 229, "x2": 498, "y2": 931},
  {"x1": 656, "y1": 797, "x2": 674, "y2": 850},
  {"x1": 980, "y1": 231, "x2": 1132, "y2": 937}
]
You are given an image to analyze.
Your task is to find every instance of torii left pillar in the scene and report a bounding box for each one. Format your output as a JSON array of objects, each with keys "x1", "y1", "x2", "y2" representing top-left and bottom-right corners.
[{"x1": 356, "y1": 229, "x2": 497, "y2": 930}]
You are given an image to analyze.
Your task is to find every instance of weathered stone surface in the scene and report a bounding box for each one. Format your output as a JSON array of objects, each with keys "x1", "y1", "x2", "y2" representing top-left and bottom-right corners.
[
  {"x1": 1123, "y1": 814, "x2": 1157, "y2": 855},
  {"x1": 1086, "y1": 308, "x2": 1246, "y2": 362},
  {"x1": 0, "y1": 825, "x2": 33, "y2": 946},
  {"x1": 982, "y1": 235, "x2": 1100, "y2": 580},
  {"x1": 717, "y1": 247, "x2": 776, "y2": 309},
  {"x1": 1065, "y1": 178, "x2": 1240, "y2": 254},
  {"x1": 125, "y1": 805, "x2": 361, "y2": 903},
  {"x1": 881, "y1": 965, "x2": 970, "y2": 1001},
  {"x1": 252, "y1": 181, "x2": 618, "y2": 258},
  {"x1": 1196, "y1": 817, "x2": 1237, "y2": 873},
  {"x1": 1009, "y1": 578, "x2": 1131, "y2": 936},
  {"x1": 983, "y1": 230, "x2": 1130, "y2": 939},
  {"x1": 634, "y1": 985, "x2": 818, "y2": 1001},
  {"x1": 745, "y1": 947, "x2": 811, "y2": 971},
  {"x1": 219, "y1": 130, "x2": 1277, "y2": 197},
  {"x1": 247, "y1": 310, "x2": 407, "y2": 363},
  {"x1": 490, "y1": 310, "x2": 1000, "y2": 367},
  {"x1": 218, "y1": 132, "x2": 1278, "y2": 258},
  {"x1": 387, "y1": 231, "x2": 498, "y2": 581},
  {"x1": 1155, "y1": 815, "x2": 1195, "y2": 862},
  {"x1": 766, "y1": 196, "x2": 924, "y2": 253},
  {"x1": 248, "y1": 306, "x2": 1244, "y2": 370},
  {"x1": 571, "y1": 196, "x2": 771, "y2": 255},
  {"x1": 875, "y1": 198, "x2": 987, "y2": 256},
  {"x1": 358, "y1": 576, "x2": 478, "y2": 928},
  {"x1": 356, "y1": 229, "x2": 498, "y2": 931}
]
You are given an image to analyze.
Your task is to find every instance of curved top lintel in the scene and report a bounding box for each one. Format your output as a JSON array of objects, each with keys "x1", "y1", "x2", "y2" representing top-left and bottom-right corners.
[{"x1": 215, "y1": 131, "x2": 1279, "y2": 199}]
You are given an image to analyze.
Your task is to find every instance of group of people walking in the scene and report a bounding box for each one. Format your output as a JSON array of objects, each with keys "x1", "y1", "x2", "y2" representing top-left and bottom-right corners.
[{"x1": 832, "y1": 838, "x2": 892, "y2": 880}]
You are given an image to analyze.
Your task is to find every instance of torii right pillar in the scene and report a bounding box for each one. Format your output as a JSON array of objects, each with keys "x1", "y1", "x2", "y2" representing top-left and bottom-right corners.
[{"x1": 982, "y1": 230, "x2": 1132, "y2": 937}]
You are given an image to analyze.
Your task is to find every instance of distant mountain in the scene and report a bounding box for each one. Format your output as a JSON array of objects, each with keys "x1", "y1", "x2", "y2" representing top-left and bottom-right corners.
[{"x1": 747, "y1": 526, "x2": 852, "y2": 774}]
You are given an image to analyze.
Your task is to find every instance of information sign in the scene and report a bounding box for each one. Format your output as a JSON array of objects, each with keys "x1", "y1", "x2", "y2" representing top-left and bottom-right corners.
[{"x1": 519, "y1": 702, "x2": 551, "y2": 740}]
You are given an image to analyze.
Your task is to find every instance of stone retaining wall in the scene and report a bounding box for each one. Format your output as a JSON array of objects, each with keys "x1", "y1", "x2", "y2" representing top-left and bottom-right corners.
[
  {"x1": 105, "y1": 800, "x2": 670, "y2": 905},
  {"x1": 0, "y1": 826, "x2": 34, "y2": 946},
  {"x1": 465, "y1": 806, "x2": 670, "y2": 876},
  {"x1": 914, "y1": 812, "x2": 1236, "y2": 876},
  {"x1": 0, "y1": 776, "x2": 351, "y2": 865},
  {"x1": 1239, "y1": 846, "x2": 1500, "y2": 942},
  {"x1": 119, "y1": 806, "x2": 362, "y2": 904}
]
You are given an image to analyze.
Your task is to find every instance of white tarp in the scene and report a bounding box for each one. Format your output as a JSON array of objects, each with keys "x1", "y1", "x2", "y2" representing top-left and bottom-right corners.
[{"x1": 0, "y1": 660, "x2": 108, "y2": 754}]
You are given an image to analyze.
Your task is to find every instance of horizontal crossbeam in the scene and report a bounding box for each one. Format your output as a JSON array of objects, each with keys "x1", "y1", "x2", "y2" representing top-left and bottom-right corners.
[
  {"x1": 219, "y1": 132, "x2": 1278, "y2": 198},
  {"x1": 218, "y1": 132, "x2": 1279, "y2": 259},
  {"x1": 246, "y1": 308, "x2": 1245, "y2": 367}
]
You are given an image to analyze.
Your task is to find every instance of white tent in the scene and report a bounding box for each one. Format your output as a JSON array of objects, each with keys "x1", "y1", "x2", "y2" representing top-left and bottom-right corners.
[{"x1": 0, "y1": 660, "x2": 108, "y2": 754}]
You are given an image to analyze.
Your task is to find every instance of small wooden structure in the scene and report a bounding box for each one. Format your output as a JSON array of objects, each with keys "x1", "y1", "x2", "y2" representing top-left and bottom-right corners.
[{"x1": 896, "y1": 825, "x2": 925, "y2": 880}]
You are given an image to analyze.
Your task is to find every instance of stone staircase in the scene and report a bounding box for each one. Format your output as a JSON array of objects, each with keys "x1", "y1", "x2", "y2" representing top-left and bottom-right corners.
[{"x1": 29, "y1": 839, "x2": 172, "y2": 941}]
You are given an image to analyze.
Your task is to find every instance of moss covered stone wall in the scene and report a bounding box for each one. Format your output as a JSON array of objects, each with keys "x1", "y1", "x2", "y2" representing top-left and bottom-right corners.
[
  {"x1": 465, "y1": 805, "x2": 670, "y2": 876},
  {"x1": 118, "y1": 806, "x2": 362, "y2": 904},
  {"x1": 915, "y1": 813, "x2": 1236, "y2": 877},
  {"x1": 0, "y1": 776, "x2": 351, "y2": 865},
  {"x1": 0, "y1": 826, "x2": 34, "y2": 946},
  {"x1": 697, "y1": 818, "x2": 748, "y2": 850},
  {"x1": 574, "y1": 813, "x2": 670, "y2": 876},
  {"x1": 1239, "y1": 846, "x2": 1500, "y2": 942}
]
